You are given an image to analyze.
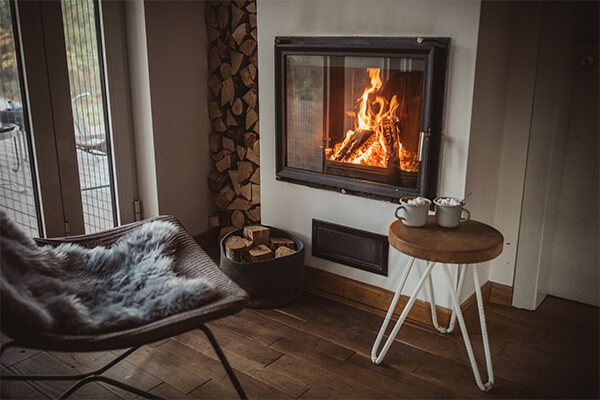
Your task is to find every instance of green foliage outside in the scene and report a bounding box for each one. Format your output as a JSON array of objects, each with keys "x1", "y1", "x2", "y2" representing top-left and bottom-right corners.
[
  {"x1": 62, "y1": 0, "x2": 105, "y2": 132},
  {"x1": 0, "y1": 0, "x2": 105, "y2": 131},
  {"x1": 0, "y1": 0, "x2": 21, "y2": 106}
]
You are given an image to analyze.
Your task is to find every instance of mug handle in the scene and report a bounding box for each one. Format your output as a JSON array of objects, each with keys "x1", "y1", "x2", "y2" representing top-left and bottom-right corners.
[
  {"x1": 460, "y1": 208, "x2": 471, "y2": 222},
  {"x1": 395, "y1": 206, "x2": 406, "y2": 220}
]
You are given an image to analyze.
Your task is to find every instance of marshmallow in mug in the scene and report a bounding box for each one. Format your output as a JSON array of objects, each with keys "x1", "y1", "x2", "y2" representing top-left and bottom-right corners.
[
  {"x1": 405, "y1": 196, "x2": 430, "y2": 207},
  {"x1": 435, "y1": 197, "x2": 462, "y2": 206}
]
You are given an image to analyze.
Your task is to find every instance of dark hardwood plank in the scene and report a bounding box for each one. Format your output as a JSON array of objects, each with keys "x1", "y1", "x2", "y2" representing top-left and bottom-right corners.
[
  {"x1": 489, "y1": 297, "x2": 599, "y2": 342},
  {"x1": 174, "y1": 328, "x2": 308, "y2": 398},
  {"x1": 148, "y1": 382, "x2": 191, "y2": 399},
  {"x1": 8, "y1": 353, "x2": 120, "y2": 399},
  {"x1": 217, "y1": 309, "x2": 356, "y2": 362},
  {"x1": 49, "y1": 351, "x2": 162, "y2": 399},
  {"x1": 256, "y1": 302, "x2": 422, "y2": 373},
  {"x1": 496, "y1": 341, "x2": 598, "y2": 398},
  {"x1": 258, "y1": 293, "x2": 553, "y2": 398},
  {"x1": 0, "y1": 334, "x2": 41, "y2": 367},
  {"x1": 189, "y1": 372, "x2": 292, "y2": 399},
  {"x1": 267, "y1": 355, "x2": 378, "y2": 399},
  {"x1": 213, "y1": 310, "x2": 283, "y2": 346},
  {"x1": 273, "y1": 301, "x2": 318, "y2": 322},
  {"x1": 0, "y1": 365, "x2": 47, "y2": 399},
  {"x1": 122, "y1": 342, "x2": 211, "y2": 394},
  {"x1": 1, "y1": 292, "x2": 596, "y2": 399},
  {"x1": 270, "y1": 337, "x2": 439, "y2": 399},
  {"x1": 264, "y1": 296, "x2": 530, "y2": 398},
  {"x1": 200, "y1": 323, "x2": 283, "y2": 366}
]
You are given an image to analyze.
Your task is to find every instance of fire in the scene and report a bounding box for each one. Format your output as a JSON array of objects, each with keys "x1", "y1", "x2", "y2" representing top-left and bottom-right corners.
[{"x1": 325, "y1": 68, "x2": 418, "y2": 172}]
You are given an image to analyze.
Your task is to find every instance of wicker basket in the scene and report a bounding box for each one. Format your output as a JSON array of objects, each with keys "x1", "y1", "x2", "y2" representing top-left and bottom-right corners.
[{"x1": 219, "y1": 226, "x2": 304, "y2": 308}]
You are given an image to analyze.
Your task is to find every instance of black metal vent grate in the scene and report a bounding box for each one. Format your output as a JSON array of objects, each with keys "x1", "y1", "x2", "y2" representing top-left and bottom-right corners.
[{"x1": 312, "y1": 219, "x2": 388, "y2": 276}]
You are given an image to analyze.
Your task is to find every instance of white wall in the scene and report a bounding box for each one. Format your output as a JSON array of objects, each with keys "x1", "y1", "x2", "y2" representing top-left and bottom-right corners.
[
  {"x1": 124, "y1": 0, "x2": 159, "y2": 219},
  {"x1": 258, "y1": 0, "x2": 482, "y2": 308}
]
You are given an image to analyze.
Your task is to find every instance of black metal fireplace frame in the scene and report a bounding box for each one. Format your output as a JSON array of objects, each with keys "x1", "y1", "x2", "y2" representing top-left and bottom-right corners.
[{"x1": 275, "y1": 36, "x2": 449, "y2": 202}]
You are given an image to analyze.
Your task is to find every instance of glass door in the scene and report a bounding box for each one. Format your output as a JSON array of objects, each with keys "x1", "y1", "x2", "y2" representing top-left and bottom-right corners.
[
  {"x1": 0, "y1": 0, "x2": 42, "y2": 236},
  {"x1": 0, "y1": 0, "x2": 121, "y2": 237},
  {"x1": 62, "y1": 0, "x2": 117, "y2": 233}
]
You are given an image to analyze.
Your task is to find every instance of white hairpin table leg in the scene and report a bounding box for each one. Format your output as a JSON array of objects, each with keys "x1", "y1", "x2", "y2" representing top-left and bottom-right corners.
[
  {"x1": 442, "y1": 264, "x2": 494, "y2": 391},
  {"x1": 426, "y1": 264, "x2": 467, "y2": 333},
  {"x1": 371, "y1": 258, "x2": 435, "y2": 365}
]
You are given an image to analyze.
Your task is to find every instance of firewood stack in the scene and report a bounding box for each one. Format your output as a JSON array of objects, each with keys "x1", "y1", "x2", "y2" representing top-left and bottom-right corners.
[
  {"x1": 205, "y1": 0, "x2": 260, "y2": 238},
  {"x1": 224, "y1": 225, "x2": 298, "y2": 263}
]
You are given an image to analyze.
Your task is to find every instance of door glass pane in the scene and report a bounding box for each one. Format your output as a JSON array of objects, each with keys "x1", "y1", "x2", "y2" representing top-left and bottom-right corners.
[
  {"x1": 0, "y1": 0, "x2": 42, "y2": 236},
  {"x1": 62, "y1": 0, "x2": 117, "y2": 233}
]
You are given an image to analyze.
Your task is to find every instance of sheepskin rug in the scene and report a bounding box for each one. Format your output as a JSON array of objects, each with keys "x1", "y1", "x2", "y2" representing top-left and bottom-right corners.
[{"x1": 0, "y1": 211, "x2": 217, "y2": 334}]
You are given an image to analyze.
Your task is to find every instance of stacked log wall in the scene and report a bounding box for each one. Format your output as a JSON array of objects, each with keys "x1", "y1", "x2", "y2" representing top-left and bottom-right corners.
[{"x1": 205, "y1": 0, "x2": 260, "y2": 237}]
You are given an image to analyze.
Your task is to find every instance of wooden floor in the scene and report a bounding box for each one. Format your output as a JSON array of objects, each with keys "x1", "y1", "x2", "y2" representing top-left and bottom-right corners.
[{"x1": 1, "y1": 293, "x2": 598, "y2": 399}]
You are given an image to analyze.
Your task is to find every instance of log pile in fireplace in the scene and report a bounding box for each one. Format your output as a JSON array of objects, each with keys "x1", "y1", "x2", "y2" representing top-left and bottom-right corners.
[{"x1": 324, "y1": 68, "x2": 421, "y2": 175}]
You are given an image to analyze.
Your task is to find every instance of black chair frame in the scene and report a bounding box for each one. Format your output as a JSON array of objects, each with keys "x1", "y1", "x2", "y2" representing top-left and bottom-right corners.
[{"x1": 0, "y1": 325, "x2": 247, "y2": 400}]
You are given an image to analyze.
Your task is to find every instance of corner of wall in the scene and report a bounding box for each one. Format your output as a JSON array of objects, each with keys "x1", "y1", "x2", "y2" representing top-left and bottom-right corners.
[
  {"x1": 488, "y1": 2, "x2": 543, "y2": 289},
  {"x1": 123, "y1": 0, "x2": 159, "y2": 219},
  {"x1": 464, "y1": 1, "x2": 514, "y2": 291}
]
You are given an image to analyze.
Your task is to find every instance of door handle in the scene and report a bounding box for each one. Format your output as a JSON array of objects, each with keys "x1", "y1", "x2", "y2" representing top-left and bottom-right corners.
[{"x1": 418, "y1": 130, "x2": 431, "y2": 162}]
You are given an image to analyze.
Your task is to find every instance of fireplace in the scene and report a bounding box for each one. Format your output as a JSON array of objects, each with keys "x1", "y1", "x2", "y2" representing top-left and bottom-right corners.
[{"x1": 275, "y1": 37, "x2": 448, "y2": 201}]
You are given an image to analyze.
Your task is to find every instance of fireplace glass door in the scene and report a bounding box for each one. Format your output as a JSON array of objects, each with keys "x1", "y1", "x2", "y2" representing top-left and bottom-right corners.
[
  {"x1": 286, "y1": 54, "x2": 424, "y2": 187},
  {"x1": 276, "y1": 37, "x2": 448, "y2": 201}
]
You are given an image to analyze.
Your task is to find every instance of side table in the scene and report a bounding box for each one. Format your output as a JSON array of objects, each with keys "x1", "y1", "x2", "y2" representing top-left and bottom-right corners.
[{"x1": 371, "y1": 216, "x2": 503, "y2": 391}]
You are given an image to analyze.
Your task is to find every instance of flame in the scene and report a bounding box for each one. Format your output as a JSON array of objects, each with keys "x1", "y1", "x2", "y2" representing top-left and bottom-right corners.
[{"x1": 325, "y1": 68, "x2": 418, "y2": 172}]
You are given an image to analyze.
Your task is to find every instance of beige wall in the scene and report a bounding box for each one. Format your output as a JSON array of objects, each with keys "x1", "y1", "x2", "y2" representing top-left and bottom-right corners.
[
  {"x1": 486, "y1": 2, "x2": 544, "y2": 288},
  {"x1": 463, "y1": 0, "x2": 513, "y2": 299},
  {"x1": 470, "y1": 2, "x2": 597, "y2": 310},
  {"x1": 144, "y1": 1, "x2": 213, "y2": 236},
  {"x1": 124, "y1": 1, "x2": 213, "y2": 236},
  {"x1": 258, "y1": 0, "x2": 482, "y2": 308},
  {"x1": 511, "y1": 3, "x2": 576, "y2": 309},
  {"x1": 546, "y1": 28, "x2": 599, "y2": 305},
  {"x1": 520, "y1": 2, "x2": 599, "y2": 308}
]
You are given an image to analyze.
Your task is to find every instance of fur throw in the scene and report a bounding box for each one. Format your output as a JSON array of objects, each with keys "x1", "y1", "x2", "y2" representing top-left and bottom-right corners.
[{"x1": 0, "y1": 211, "x2": 217, "y2": 334}]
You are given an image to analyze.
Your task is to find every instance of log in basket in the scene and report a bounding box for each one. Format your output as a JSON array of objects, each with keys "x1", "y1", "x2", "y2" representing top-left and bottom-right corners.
[{"x1": 219, "y1": 226, "x2": 304, "y2": 308}]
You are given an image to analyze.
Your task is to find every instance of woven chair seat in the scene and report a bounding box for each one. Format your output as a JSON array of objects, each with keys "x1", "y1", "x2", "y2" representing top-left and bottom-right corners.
[{"x1": 1, "y1": 216, "x2": 248, "y2": 352}]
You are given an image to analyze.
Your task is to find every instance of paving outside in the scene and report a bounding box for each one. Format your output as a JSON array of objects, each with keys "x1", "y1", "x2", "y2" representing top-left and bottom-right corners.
[{"x1": 0, "y1": 130, "x2": 114, "y2": 236}]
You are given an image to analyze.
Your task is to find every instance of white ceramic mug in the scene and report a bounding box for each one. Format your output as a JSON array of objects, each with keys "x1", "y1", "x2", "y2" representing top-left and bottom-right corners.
[
  {"x1": 395, "y1": 197, "x2": 431, "y2": 227},
  {"x1": 433, "y1": 197, "x2": 470, "y2": 228}
]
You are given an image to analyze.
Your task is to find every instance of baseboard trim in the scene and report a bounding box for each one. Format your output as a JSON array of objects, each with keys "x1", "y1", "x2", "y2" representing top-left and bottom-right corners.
[
  {"x1": 489, "y1": 281, "x2": 513, "y2": 306},
  {"x1": 305, "y1": 266, "x2": 492, "y2": 329}
]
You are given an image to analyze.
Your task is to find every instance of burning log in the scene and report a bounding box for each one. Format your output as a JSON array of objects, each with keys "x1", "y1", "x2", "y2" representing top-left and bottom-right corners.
[
  {"x1": 333, "y1": 129, "x2": 376, "y2": 162},
  {"x1": 381, "y1": 119, "x2": 401, "y2": 173}
]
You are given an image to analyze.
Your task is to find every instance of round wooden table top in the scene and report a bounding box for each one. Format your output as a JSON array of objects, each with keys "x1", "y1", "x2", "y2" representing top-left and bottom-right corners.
[{"x1": 389, "y1": 216, "x2": 504, "y2": 264}]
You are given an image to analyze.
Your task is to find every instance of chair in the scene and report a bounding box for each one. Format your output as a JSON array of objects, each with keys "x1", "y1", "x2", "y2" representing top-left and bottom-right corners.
[
  {"x1": 0, "y1": 216, "x2": 249, "y2": 399},
  {"x1": 71, "y1": 92, "x2": 108, "y2": 155},
  {"x1": 0, "y1": 123, "x2": 21, "y2": 172}
]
